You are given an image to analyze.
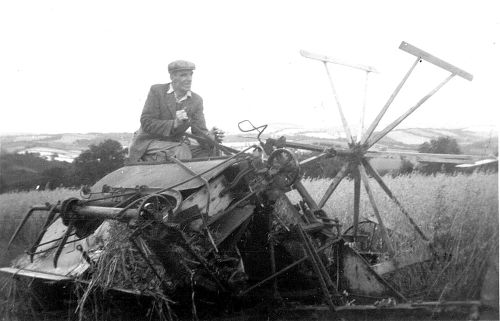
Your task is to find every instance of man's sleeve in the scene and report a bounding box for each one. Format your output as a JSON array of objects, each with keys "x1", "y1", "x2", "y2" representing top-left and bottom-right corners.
[
  {"x1": 140, "y1": 86, "x2": 175, "y2": 137},
  {"x1": 190, "y1": 98, "x2": 210, "y2": 137}
]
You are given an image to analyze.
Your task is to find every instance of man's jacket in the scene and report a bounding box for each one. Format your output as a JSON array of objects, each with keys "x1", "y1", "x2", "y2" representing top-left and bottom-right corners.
[{"x1": 128, "y1": 83, "x2": 209, "y2": 161}]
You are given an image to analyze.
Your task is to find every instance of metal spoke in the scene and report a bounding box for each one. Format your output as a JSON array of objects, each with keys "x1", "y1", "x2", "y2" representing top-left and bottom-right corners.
[
  {"x1": 367, "y1": 73, "x2": 456, "y2": 149},
  {"x1": 361, "y1": 57, "x2": 420, "y2": 144},
  {"x1": 362, "y1": 159, "x2": 429, "y2": 241},
  {"x1": 318, "y1": 163, "x2": 350, "y2": 209},
  {"x1": 323, "y1": 62, "x2": 355, "y2": 144},
  {"x1": 358, "y1": 164, "x2": 395, "y2": 256}
]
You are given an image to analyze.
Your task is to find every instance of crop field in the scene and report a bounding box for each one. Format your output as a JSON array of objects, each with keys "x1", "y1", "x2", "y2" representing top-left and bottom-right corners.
[
  {"x1": 0, "y1": 172, "x2": 498, "y2": 319},
  {"x1": 0, "y1": 189, "x2": 80, "y2": 267},
  {"x1": 290, "y1": 172, "x2": 498, "y2": 301}
]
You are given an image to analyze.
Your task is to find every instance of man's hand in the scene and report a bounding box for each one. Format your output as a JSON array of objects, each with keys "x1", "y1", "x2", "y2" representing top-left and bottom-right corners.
[
  {"x1": 174, "y1": 110, "x2": 188, "y2": 128},
  {"x1": 210, "y1": 127, "x2": 225, "y2": 143}
]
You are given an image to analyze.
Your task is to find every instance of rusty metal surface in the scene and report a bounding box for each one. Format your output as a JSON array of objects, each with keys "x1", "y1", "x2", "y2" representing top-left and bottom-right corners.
[{"x1": 92, "y1": 159, "x2": 238, "y2": 192}]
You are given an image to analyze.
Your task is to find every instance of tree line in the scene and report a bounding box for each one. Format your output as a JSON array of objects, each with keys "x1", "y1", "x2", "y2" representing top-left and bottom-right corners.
[
  {"x1": 0, "y1": 139, "x2": 126, "y2": 193},
  {"x1": 1, "y1": 136, "x2": 492, "y2": 193},
  {"x1": 301, "y1": 136, "x2": 494, "y2": 179}
]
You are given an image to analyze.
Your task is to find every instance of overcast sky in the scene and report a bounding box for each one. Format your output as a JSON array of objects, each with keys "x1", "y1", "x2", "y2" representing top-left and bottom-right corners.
[{"x1": 0, "y1": 0, "x2": 498, "y2": 136}]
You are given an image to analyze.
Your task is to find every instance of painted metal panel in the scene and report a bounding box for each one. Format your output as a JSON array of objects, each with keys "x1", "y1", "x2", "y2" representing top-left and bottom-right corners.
[
  {"x1": 4, "y1": 219, "x2": 110, "y2": 279},
  {"x1": 92, "y1": 159, "x2": 237, "y2": 192}
]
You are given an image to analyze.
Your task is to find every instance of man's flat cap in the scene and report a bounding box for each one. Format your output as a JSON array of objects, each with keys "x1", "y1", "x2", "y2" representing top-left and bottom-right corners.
[{"x1": 168, "y1": 60, "x2": 196, "y2": 73}]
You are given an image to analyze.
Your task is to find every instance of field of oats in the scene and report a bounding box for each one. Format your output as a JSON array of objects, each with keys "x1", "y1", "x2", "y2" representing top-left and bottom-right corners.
[
  {"x1": 0, "y1": 189, "x2": 80, "y2": 267},
  {"x1": 289, "y1": 172, "x2": 499, "y2": 301},
  {"x1": 0, "y1": 172, "x2": 498, "y2": 318}
]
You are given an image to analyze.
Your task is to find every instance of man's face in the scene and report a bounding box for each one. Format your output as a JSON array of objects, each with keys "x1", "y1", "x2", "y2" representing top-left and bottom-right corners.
[{"x1": 171, "y1": 70, "x2": 193, "y2": 92}]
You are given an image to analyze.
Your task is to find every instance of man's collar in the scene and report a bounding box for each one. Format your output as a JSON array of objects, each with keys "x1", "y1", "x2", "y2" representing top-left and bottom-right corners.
[{"x1": 167, "y1": 83, "x2": 191, "y2": 103}]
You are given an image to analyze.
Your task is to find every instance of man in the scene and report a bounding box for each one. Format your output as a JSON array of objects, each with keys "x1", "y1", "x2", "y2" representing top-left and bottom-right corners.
[{"x1": 128, "y1": 60, "x2": 218, "y2": 162}]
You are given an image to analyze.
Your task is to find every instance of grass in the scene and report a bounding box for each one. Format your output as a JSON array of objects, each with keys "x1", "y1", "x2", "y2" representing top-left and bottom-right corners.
[
  {"x1": 0, "y1": 172, "x2": 498, "y2": 317},
  {"x1": 0, "y1": 189, "x2": 80, "y2": 267},
  {"x1": 289, "y1": 171, "x2": 499, "y2": 301}
]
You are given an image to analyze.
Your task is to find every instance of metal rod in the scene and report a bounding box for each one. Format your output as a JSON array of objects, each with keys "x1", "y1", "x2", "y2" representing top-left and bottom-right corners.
[
  {"x1": 8, "y1": 206, "x2": 49, "y2": 248},
  {"x1": 27, "y1": 234, "x2": 82, "y2": 256},
  {"x1": 361, "y1": 57, "x2": 420, "y2": 144},
  {"x1": 323, "y1": 62, "x2": 354, "y2": 145},
  {"x1": 297, "y1": 225, "x2": 337, "y2": 313},
  {"x1": 362, "y1": 159, "x2": 429, "y2": 242},
  {"x1": 168, "y1": 156, "x2": 218, "y2": 253},
  {"x1": 157, "y1": 145, "x2": 257, "y2": 193},
  {"x1": 358, "y1": 164, "x2": 395, "y2": 257},
  {"x1": 239, "y1": 238, "x2": 341, "y2": 296},
  {"x1": 185, "y1": 129, "x2": 240, "y2": 155},
  {"x1": 367, "y1": 73, "x2": 456, "y2": 149},
  {"x1": 29, "y1": 204, "x2": 59, "y2": 262},
  {"x1": 318, "y1": 163, "x2": 349, "y2": 208},
  {"x1": 299, "y1": 225, "x2": 338, "y2": 295},
  {"x1": 53, "y1": 223, "x2": 74, "y2": 268},
  {"x1": 80, "y1": 191, "x2": 139, "y2": 205}
]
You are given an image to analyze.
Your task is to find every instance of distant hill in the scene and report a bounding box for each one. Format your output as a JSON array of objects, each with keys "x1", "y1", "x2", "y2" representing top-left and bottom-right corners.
[
  {"x1": 225, "y1": 123, "x2": 497, "y2": 155},
  {"x1": 0, "y1": 133, "x2": 133, "y2": 162},
  {"x1": 0, "y1": 152, "x2": 73, "y2": 192},
  {"x1": 0, "y1": 125, "x2": 497, "y2": 164}
]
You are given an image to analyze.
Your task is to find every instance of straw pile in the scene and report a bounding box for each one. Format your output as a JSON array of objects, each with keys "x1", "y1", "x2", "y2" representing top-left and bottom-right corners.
[{"x1": 75, "y1": 221, "x2": 175, "y2": 321}]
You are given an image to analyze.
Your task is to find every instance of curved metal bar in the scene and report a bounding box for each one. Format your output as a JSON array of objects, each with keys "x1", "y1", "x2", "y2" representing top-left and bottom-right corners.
[
  {"x1": 8, "y1": 205, "x2": 50, "y2": 249},
  {"x1": 29, "y1": 203, "x2": 60, "y2": 262},
  {"x1": 53, "y1": 223, "x2": 74, "y2": 268}
]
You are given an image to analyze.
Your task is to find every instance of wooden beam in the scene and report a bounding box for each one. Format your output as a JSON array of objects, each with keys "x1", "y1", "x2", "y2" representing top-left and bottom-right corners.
[
  {"x1": 362, "y1": 159, "x2": 429, "y2": 242},
  {"x1": 353, "y1": 170, "x2": 361, "y2": 239},
  {"x1": 318, "y1": 163, "x2": 349, "y2": 208},
  {"x1": 399, "y1": 42, "x2": 473, "y2": 81},
  {"x1": 361, "y1": 57, "x2": 420, "y2": 144},
  {"x1": 365, "y1": 150, "x2": 483, "y2": 164},
  {"x1": 367, "y1": 73, "x2": 455, "y2": 148},
  {"x1": 358, "y1": 164, "x2": 395, "y2": 257},
  {"x1": 300, "y1": 49, "x2": 378, "y2": 73},
  {"x1": 323, "y1": 62, "x2": 355, "y2": 144}
]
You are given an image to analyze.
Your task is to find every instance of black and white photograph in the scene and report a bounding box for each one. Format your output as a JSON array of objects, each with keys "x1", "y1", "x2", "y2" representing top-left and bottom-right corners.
[{"x1": 0, "y1": 1, "x2": 498, "y2": 320}]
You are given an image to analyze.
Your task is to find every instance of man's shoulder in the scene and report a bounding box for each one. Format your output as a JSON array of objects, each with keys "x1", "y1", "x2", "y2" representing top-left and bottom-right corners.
[
  {"x1": 150, "y1": 83, "x2": 169, "y2": 92},
  {"x1": 190, "y1": 91, "x2": 202, "y2": 102}
]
